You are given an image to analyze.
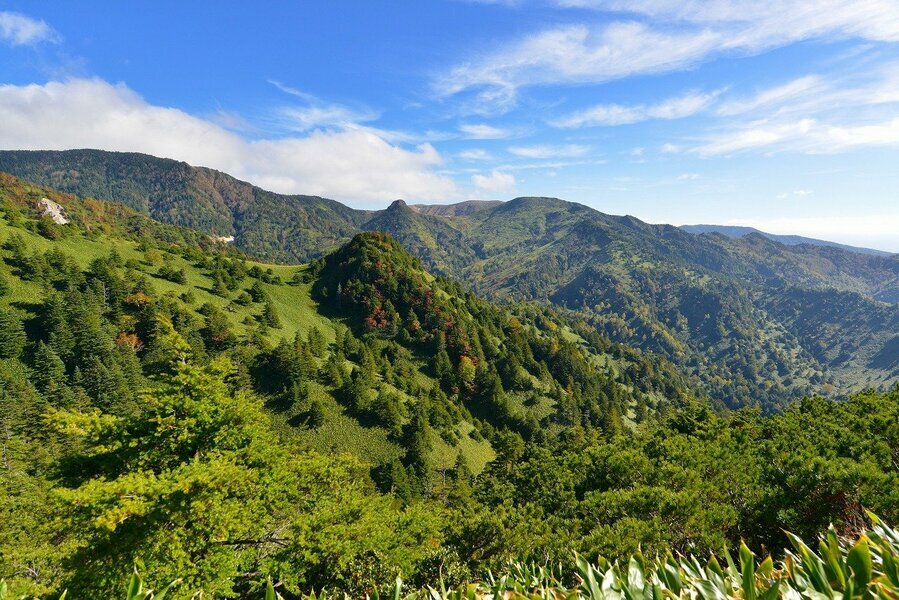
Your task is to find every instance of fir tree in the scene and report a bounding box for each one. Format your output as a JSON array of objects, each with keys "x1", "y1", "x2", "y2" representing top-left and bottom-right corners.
[
  {"x1": 262, "y1": 299, "x2": 282, "y2": 329},
  {"x1": 0, "y1": 308, "x2": 26, "y2": 360}
]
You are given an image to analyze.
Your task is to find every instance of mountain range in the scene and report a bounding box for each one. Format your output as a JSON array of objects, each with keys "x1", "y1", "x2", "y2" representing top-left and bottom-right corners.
[
  {"x1": 1, "y1": 148, "x2": 897, "y2": 410},
  {"x1": 680, "y1": 224, "x2": 891, "y2": 256}
]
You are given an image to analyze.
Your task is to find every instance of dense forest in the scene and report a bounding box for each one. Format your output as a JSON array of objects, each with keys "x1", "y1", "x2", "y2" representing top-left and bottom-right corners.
[
  {"x1": 0, "y1": 173, "x2": 897, "y2": 598},
  {"x1": 1, "y1": 150, "x2": 896, "y2": 412}
]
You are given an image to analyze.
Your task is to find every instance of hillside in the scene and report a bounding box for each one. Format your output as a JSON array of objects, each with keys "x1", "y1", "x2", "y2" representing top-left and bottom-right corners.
[
  {"x1": 2, "y1": 172, "x2": 898, "y2": 598},
  {"x1": 2, "y1": 150, "x2": 898, "y2": 410},
  {"x1": 0, "y1": 149, "x2": 372, "y2": 262},
  {"x1": 0, "y1": 172, "x2": 693, "y2": 473},
  {"x1": 681, "y1": 223, "x2": 892, "y2": 256}
]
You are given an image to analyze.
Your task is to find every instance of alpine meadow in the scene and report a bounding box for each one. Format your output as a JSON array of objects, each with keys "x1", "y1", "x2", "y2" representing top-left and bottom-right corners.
[{"x1": 1, "y1": 2, "x2": 898, "y2": 599}]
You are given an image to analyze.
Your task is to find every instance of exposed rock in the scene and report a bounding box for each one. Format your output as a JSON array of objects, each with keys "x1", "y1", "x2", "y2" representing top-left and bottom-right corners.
[{"x1": 38, "y1": 198, "x2": 69, "y2": 224}]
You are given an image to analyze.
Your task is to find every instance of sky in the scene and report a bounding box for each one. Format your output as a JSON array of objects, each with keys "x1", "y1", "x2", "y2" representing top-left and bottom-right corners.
[{"x1": 1, "y1": 1, "x2": 898, "y2": 251}]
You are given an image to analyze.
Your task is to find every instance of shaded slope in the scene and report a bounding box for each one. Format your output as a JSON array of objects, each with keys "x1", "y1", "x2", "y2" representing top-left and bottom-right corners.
[{"x1": 360, "y1": 199, "x2": 477, "y2": 275}]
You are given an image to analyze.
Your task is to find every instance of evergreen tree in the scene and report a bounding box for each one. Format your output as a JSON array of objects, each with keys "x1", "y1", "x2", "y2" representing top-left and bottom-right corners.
[
  {"x1": 0, "y1": 308, "x2": 26, "y2": 360},
  {"x1": 51, "y1": 356, "x2": 286, "y2": 597},
  {"x1": 262, "y1": 299, "x2": 282, "y2": 329},
  {"x1": 403, "y1": 402, "x2": 433, "y2": 493},
  {"x1": 31, "y1": 342, "x2": 67, "y2": 396},
  {"x1": 306, "y1": 397, "x2": 326, "y2": 429}
]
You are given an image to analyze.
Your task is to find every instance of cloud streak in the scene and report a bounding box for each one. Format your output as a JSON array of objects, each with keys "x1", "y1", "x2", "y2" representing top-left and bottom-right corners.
[
  {"x1": 508, "y1": 143, "x2": 590, "y2": 158},
  {"x1": 552, "y1": 89, "x2": 720, "y2": 127},
  {"x1": 459, "y1": 123, "x2": 515, "y2": 139}
]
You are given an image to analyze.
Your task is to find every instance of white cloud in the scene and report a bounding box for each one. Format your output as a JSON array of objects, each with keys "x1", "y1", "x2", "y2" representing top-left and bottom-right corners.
[
  {"x1": 553, "y1": 90, "x2": 720, "y2": 127},
  {"x1": 436, "y1": 1, "x2": 899, "y2": 112},
  {"x1": 459, "y1": 123, "x2": 514, "y2": 139},
  {"x1": 437, "y1": 22, "x2": 723, "y2": 108},
  {"x1": 716, "y1": 76, "x2": 824, "y2": 116},
  {"x1": 0, "y1": 78, "x2": 458, "y2": 204},
  {"x1": 0, "y1": 11, "x2": 57, "y2": 46},
  {"x1": 508, "y1": 143, "x2": 590, "y2": 158},
  {"x1": 776, "y1": 189, "x2": 813, "y2": 199},
  {"x1": 693, "y1": 116, "x2": 899, "y2": 156},
  {"x1": 269, "y1": 80, "x2": 379, "y2": 131},
  {"x1": 458, "y1": 148, "x2": 495, "y2": 160},
  {"x1": 677, "y1": 172, "x2": 701, "y2": 180},
  {"x1": 562, "y1": 1, "x2": 899, "y2": 44},
  {"x1": 661, "y1": 143, "x2": 682, "y2": 153},
  {"x1": 472, "y1": 169, "x2": 516, "y2": 193}
]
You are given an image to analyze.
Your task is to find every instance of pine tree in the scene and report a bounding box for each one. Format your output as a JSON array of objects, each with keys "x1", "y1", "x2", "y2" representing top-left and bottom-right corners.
[
  {"x1": 307, "y1": 397, "x2": 326, "y2": 429},
  {"x1": 31, "y1": 342, "x2": 67, "y2": 394},
  {"x1": 0, "y1": 308, "x2": 26, "y2": 360},
  {"x1": 262, "y1": 299, "x2": 282, "y2": 329},
  {"x1": 403, "y1": 402, "x2": 432, "y2": 493},
  {"x1": 249, "y1": 280, "x2": 267, "y2": 303},
  {"x1": 212, "y1": 274, "x2": 229, "y2": 297}
]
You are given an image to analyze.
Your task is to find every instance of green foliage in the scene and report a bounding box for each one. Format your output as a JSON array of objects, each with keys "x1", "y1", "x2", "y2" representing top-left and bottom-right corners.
[
  {"x1": 6, "y1": 518, "x2": 899, "y2": 598},
  {"x1": 0, "y1": 308, "x2": 25, "y2": 359},
  {"x1": 0, "y1": 171, "x2": 897, "y2": 598}
]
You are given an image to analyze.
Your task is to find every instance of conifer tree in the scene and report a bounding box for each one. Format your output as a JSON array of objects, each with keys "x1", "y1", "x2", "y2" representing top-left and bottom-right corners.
[
  {"x1": 0, "y1": 308, "x2": 26, "y2": 360},
  {"x1": 262, "y1": 299, "x2": 282, "y2": 329}
]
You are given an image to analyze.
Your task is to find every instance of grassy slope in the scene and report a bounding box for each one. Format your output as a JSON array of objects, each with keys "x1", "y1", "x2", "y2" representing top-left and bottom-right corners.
[{"x1": 0, "y1": 178, "x2": 495, "y2": 472}]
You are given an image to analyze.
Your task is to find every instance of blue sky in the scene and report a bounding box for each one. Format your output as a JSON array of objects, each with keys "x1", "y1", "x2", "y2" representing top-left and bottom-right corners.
[{"x1": 1, "y1": 1, "x2": 899, "y2": 250}]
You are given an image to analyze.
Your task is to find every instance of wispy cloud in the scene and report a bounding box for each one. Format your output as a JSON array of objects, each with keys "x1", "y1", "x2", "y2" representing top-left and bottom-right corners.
[
  {"x1": 436, "y1": 22, "x2": 722, "y2": 110},
  {"x1": 716, "y1": 76, "x2": 824, "y2": 116},
  {"x1": 777, "y1": 189, "x2": 813, "y2": 199},
  {"x1": 435, "y1": 1, "x2": 899, "y2": 113},
  {"x1": 0, "y1": 11, "x2": 58, "y2": 46},
  {"x1": 0, "y1": 78, "x2": 458, "y2": 204},
  {"x1": 458, "y1": 148, "x2": 495, "y2": 160},
  {"x1": 508, "y1": 143, "x2": 590, "y2": 158},
  {"x1": 694, "y1": 116, "x2": 899, "y2": 156},
  {"x1": 459, "y1": 123, "x2": 515, "y2": 139},
  {"x1": 560, "y1": 1, "x2": 899, "y2": 44},
  {"x1": 269, "y1": 80, "x2": 379, "y2": 131},
  {"x1": 687, "y1": 63, "x2": 899, "y2": 155},
  {"x1": 553, "y1": 89, "x2": 721, "y2": 127}
]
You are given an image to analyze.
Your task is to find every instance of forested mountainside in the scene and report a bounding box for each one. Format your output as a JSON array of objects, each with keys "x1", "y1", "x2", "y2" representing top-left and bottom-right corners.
[
  {"x1": 1, "y1": 149, "x2": 897, "y2": 412},
  {"x1": 0, "y1": 149, "x2": 371, "y2": 262},
  {"x1": 1, "y1": 172, "x2": 897, "y2": 598}
]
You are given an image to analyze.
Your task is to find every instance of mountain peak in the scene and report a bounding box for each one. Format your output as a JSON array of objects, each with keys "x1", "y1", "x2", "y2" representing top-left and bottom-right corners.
[{"x1": 388, "y1": 199, "x2": 409, "y2": 210}]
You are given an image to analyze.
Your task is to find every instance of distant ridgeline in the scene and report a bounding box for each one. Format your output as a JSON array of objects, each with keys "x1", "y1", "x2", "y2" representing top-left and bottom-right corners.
[
  {"x1": 1, "y1": 149, "x2": 897, "y2": 412},
  {"x1": 0, "y1": 172, "x2": 898, "y2": 597}
]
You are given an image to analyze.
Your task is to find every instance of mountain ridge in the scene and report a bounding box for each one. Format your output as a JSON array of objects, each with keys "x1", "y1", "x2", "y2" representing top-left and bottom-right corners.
[
  {"x1": 1, "y1": 148, "x2": 897, "y2": 410},
  {"x1": 681, "y1": 223, "x2": 892, "y2": 256}
]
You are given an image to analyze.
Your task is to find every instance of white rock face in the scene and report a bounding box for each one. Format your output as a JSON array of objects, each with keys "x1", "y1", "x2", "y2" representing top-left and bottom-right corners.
[
  {"x1": 214, "y1": 235, "x2": 235, "y2": 243},
  {"x1": 39, "y1": 198, "x2": 69, "y2": 225}
]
